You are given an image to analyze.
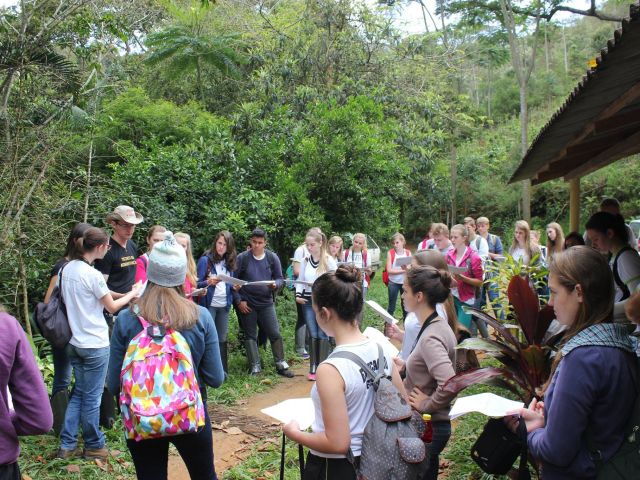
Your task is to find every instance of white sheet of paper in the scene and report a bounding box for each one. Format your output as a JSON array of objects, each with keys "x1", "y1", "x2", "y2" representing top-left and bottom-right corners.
[
  {"x1": 393, "y1": 256, "x2": 412, "y2": 267},
  {"x1": 261, "y1": 398, "x2": 315, "y2": 431},
  {"x1": 216, "y1": 274, "x2": 248, "y2": 287},
  {"x1": 448, "y1": 265, "x2": 468, "y2": 275},
  {"x1": 449, "y1": 393, "x2": 524, "y2": 420},
  {"x1": 285, "y1": 279, "x2": 314, "y2": 287},
  {"x1": 493, "y1": 256, "x2": 507, "y2": 262},
  {"x1": 363, "y1": 327, "x2": 399, "y2": 358},
  {"x1": 247, "y1": 280, "x2": 277, "y2": 285},
  {"x1": 365, "y1": 300, "x2": 399, "y2": 325}
]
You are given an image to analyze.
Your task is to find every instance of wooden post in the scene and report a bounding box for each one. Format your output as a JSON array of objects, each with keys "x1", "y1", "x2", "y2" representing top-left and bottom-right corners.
[{"x1": 569, "y1": 177, "x2": 580, "y2": 232}]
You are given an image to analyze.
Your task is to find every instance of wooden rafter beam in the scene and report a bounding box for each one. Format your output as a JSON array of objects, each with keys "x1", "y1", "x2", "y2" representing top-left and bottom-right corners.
[
  {"x1": 594, "y1": 106, "x2": 640, "y2": 133},
  {"x1": 564, "y1": 128, "x2": 640, "y2": 180},
  {"x1": 534, "y1": 82, "x2": 640, "y2": 177}
]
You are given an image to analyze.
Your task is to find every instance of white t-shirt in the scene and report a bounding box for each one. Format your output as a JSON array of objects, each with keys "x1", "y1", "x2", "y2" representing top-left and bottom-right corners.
[
  {"x1": 60, "y1": 260, "x2": 110, "y2": 348},
  {"x1": 344, "y1": 250, "x2": 372, "y2": 288},
  {"x1": 389, "y1": 249, "x2": 410, "y2": 285},
  {"x1": 610, "y1": 247, "x2": 640, "y2": 303},
  {"x1": 510, "y1": 247, "x2": 526, "y2": 264},
  {"x1": 399, "y1": 304, "x2": 448, "y2": 360},
  {"x1": 310, "y1": 339, "x2": 392, "y2": 458},
  {"x1": 211, "y1": 261, "x2": 228, "y2": 308},
  {"x1": 470, "y1": 235, "x2": 489, "y2": 260},
  {"x1": 293, "y1": 245, "x2": 308, "y2": 264}
]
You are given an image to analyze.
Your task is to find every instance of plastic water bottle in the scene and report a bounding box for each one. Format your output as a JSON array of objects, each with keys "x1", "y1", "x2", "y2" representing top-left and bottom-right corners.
[{"x1": 421, "y1": 413, "x2": 433, "y2": 443}]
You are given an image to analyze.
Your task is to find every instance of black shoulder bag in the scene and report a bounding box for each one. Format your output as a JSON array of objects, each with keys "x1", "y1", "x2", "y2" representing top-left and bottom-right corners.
[{"x1": 34, "y1": 262, "x2": 72, "y2": 349}]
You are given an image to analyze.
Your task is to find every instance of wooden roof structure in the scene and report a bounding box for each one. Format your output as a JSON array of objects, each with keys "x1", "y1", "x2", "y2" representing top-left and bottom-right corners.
[{"x1": 510, "y1": 2, "x2": 640, "y2": 185}]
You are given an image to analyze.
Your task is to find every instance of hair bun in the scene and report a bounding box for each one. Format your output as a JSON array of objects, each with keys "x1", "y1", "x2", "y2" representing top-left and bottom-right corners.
[
  {"x1": 439, "y1": 269, "x2": 453, "y2": 289},
  {"x1": 335, "y1": 264, "x2": 362, "y2": 284}
]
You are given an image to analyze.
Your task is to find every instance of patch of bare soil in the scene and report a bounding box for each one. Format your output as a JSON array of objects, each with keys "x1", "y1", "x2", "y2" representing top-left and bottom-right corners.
[{"x1": 168, "y1": 366, "x2": 312, "y2": 479}]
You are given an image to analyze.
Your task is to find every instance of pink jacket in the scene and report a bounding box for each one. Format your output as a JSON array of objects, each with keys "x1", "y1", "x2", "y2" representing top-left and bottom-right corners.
[
  {"x1": 135, "y1": 254, "x2": 149, "y2": 284},
  {"x1": 446, "y1": 247, "x2": 483, "y2": 303}
]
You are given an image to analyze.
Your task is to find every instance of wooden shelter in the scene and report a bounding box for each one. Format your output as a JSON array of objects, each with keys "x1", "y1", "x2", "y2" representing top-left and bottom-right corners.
[{"x1": 510, "y1": 2, "x2": 640, "y2": 231}]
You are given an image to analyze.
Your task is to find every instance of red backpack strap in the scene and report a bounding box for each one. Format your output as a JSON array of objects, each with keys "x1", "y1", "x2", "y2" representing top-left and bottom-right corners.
[
  {"x1": 405, "y1": 249, "x2": 410, "y2": 256},
  {"x1": 363, "y1": 249, "x2": 368, "y2": 266},
  {"x1": 389, "y1": 249, "x2": 395, "y2": 263},
  {"x1": 344, "y1": 249, "x2": 350, "y2": 262}
]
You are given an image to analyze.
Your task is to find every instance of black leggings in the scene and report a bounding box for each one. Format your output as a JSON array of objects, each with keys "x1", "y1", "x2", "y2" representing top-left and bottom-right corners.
[
  {"x1": 0, "y1": 463, "x2": 20, "y2": 480},
  {"x1": 126, "y1": 410, "x2": 217, "y2": 480},
  {"x1": 303, "y1": 452, "x2": 359, "y2": 480}
]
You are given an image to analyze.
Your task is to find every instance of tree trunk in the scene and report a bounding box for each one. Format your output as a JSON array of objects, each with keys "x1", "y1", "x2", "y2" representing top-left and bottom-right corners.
[
  {"x1": 450, "y1": 139, "x2": 457, "y2": 224},
  {"x1": 17, "y1": 219, "x2": 32, "y2": 338},
  {"x1": 84, "y1": 140, "x2": 93, "y2": 223},
  {"x1": 0, "y1": 70, "x2": 16, "y2": 165},
  {"x1": 196, "y1": 59, "x2": 205, "y2": 106},
  {"x1": 520, "y1": 85, "x2": 531, "y2": 222}
]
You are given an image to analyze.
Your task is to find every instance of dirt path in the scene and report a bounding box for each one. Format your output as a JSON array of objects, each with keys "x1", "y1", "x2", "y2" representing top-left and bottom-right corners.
[{"x1": 168, "y1": 366, "x2": 312, "y2": 479}]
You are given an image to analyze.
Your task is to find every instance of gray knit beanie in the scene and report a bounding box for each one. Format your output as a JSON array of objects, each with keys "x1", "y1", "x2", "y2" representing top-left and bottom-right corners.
[{"x1": 146, "y1": 231, "x2": 187, "y2": 287}]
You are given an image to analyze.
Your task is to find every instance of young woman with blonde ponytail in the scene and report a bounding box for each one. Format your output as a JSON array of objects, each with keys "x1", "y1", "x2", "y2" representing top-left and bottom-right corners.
[{"x1": 296, "y1": 229, "x2": 338, "y2": 380}]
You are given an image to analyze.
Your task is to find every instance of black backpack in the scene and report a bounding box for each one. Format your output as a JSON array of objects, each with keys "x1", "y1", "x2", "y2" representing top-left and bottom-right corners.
[{"x1": 34, "y1": 262, "x2": 72, "y2": 349}]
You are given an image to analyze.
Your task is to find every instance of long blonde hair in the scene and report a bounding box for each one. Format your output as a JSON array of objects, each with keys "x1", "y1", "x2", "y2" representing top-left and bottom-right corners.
[
  {"x1": 306, "y1": 228, "x2": 330, "y2": 275},
  {"x1": 546, "y1": 222, "x2": 565, "y2": 261},
  {"x1": 510, "y1": 220, "x2": 539, "y2": 263},
  {"x1": 174, "y1": 232, "x2": 197, "y2": 286},
  {"x1": 137, "y1": 282, "x2": 199, "y2": 330},
  {"x1": 328, "y1": 235, "x2": 343, "y2": 261}
]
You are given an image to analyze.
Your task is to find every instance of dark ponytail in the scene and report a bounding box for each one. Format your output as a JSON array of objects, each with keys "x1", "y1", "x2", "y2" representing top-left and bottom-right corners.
[
  {"x1": 312, "y1": 264, "x2": 363, "y2": 322},
  {"x1": 62, "y1": 222, "x2": 91, "y2": 258},
  {"x1": 71, "y1": 227, "x2": 108, "y2": 260},
  {"x1": 406, "y1": 265, "x2": 451, "y2": 307}
]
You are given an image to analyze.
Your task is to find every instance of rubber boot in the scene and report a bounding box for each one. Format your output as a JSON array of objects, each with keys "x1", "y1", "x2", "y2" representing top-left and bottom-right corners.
[
  {"x1": 318, "y1": 339, "x2": 333, "y2": 365},
  {"x1": 308, "y1": 338, "x2": 319, "y2": 381},
  {"x1": 295, "y1": 324, "x2": 309, "y2": 359},
  {"x1": 245, "y1": 339, "x2": 262, "y2": 375},
  {"x1": 219, "y1": 342, "x2": 228, "y2": 376},
  {"x1": 271, "y1": 338, "x2": 294, "y2": 378},
  {"x1": 50, "y1": 389, "x2": 69, "y2": 436}
]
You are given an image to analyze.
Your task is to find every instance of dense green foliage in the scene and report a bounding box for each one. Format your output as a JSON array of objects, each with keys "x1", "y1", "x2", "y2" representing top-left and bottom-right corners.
[{"x1": 1, "y1": 0, "x2": 638, "y2": 343}]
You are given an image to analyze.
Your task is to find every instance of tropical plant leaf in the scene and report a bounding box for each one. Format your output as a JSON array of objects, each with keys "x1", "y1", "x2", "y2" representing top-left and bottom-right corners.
[
  {"x1": 442, "y1": 367, "x2": 517, "y2": 395},
  {"x1": 535, "y1": 304, "x2": 555, "y2": 345},
  {"x1": 456, "y1": 337, "x2": 518, "y2": 359},
  {"x1": 461, "y1": 305, "x2": 520, "y2": 350},
  {"x1": 507, "y1": 275, "x2": 539, "y2": 345},
  {"x1": 519, "y1": 345, "x2": 550, "y2": 395},
  {"x1": 483, "y1": 376, "x2": 526, "y2": 402}
]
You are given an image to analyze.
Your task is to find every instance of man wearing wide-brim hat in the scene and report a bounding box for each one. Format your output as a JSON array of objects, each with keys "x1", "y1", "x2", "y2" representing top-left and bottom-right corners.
[{"x1": 95, "y1": 205, "x2": 144, "y2": 304}]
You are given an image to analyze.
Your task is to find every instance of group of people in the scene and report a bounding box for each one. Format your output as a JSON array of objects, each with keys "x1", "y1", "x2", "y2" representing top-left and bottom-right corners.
[{"x1": 2, "y1": 197, "x2": 640, "y2": 480}]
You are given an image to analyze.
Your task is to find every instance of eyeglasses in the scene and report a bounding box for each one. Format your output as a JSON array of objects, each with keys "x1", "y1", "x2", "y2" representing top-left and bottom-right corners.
[
  {"x1": 115, "y1": 221, "x2": 135, "y2": 229},
  {"x1": 103, "y1": 243, "x2": 112, "y2": 250}
]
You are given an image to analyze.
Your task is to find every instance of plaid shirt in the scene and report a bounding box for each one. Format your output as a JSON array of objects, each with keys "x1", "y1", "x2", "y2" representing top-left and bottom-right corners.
[{"x1": 562, "y1": 323, "x2": 637, "y2": 356}]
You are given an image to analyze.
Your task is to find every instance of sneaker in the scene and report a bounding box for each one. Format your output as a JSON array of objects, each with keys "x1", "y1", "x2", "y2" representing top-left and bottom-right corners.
[
  {"x1": 83, "y1": 447, "x2": 108, "y2": 460},
  {"x1": 300, "y1": 351, "x2": 310, "y2": 360},
  {"x1": 307, "y1": 372, "x2": 316, "y2": 381},
  {"x1": 55, "y1": 448, "x2": 82, "y2": 460}
]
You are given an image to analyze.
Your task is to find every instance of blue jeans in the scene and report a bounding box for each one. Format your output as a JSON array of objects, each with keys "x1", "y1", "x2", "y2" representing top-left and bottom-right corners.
[
  {"x1": 52, "y1": 344, "x2": 72, "y2": 395},
  {"x1": 422, "y1": 420, "x2": 451, "y2": 480},
  {"x1": 60, "y1": 345, "x2": 110, "y2": 450},
  {"x1": 207, "y1": 306, "x2": 230, "y2": 343},
  {"x1": 387, "y1": 281, "x2": 406, "y2": 318},
  {"x1": 302, "y1": 302, "x2": 328, "y2": 340}
]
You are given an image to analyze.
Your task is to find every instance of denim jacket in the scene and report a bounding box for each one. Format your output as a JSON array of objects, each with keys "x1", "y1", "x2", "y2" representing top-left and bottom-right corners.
[{"x1": 106, "y1": 306, "x2": 224, "y2": 400}]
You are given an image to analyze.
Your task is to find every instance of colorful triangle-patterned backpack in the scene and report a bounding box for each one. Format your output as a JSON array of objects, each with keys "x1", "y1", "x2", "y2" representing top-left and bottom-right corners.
[{"x1": 119, "y1": 316, "x2": 205, "y2": 441}]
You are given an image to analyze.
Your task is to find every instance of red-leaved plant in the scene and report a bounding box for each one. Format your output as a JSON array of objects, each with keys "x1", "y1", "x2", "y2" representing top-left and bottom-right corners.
[{"x1": 443, "y1": 275, "x2": 557, "y2": 403}]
